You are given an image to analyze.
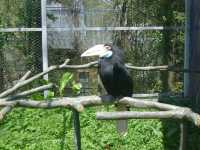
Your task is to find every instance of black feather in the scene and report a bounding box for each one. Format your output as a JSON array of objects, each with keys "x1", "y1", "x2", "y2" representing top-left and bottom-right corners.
[{"x1": 99, "y1": 45, "x2": 133, "y2": 98}]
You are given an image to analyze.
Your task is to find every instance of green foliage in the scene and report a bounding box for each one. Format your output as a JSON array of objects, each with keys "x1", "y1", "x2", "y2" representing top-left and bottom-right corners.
[
  {"x1": 29, "y1": 72, "x2": 81, "y2": 100},
  {"x1": 59, "y1": 72, "x2": 81, "y2": 96},
  {"x1": 72, "y1": 81, "x2": 82, "y2": 95},
  {"x1": 0, "y1": 107, "x2": 166, "y2": 150},
  {"x1": 59, "y1": 72, "x2": 73, "y2": 96}
]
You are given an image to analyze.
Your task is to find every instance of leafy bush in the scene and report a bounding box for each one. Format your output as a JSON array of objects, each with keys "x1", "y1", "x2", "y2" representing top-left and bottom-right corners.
[{"x1": 0, "y1": 107, "x2": 165, "y2": 150}]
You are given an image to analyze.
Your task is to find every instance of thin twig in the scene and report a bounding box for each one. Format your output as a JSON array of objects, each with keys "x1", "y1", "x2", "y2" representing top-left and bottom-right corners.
[
  {"x1": 68, "y1": 61, "x2": 200, "y2": 73},
  {"x1": 63, "y1": 61, "x2": 98, "y2": 69},
  {"x1": 2, "y1": 83, "x2": 54, "y2": 101},
  {"x1": 0, "y1": 71, "x2": 32, "y2": 121},
  {"x1": 0, "y1": 59, "x2": 69, "y2": 98},
  {"x1": 18, "y1": 71, "x2": 32, "y2": 82}
]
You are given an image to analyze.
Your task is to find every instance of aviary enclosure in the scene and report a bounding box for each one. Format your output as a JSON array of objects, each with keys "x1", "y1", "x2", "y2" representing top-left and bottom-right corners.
[{"x1": 0, "y1": 0, "x2": 200, "y2": 150}]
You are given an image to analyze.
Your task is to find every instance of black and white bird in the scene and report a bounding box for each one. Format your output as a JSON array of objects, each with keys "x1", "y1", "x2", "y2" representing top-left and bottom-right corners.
[{"x1": 81, "y1": 44, "x2": 133, "y2": 134}]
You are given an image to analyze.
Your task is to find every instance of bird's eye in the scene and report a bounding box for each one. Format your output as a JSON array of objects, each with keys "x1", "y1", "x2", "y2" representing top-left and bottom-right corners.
[{"x1": 105, "y1": 45, "x2": 112, "y2": 50}]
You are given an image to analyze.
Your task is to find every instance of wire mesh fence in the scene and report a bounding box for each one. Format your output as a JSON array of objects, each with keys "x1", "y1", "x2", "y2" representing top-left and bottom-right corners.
[{"x1": 0, "y1": 0, "x2": 185, "y2": 94}]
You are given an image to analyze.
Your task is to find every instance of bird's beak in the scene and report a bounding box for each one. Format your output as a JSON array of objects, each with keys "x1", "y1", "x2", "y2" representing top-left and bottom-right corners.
[{"x1": 81, "y1": 44, "x2": 109, "y2": 57}]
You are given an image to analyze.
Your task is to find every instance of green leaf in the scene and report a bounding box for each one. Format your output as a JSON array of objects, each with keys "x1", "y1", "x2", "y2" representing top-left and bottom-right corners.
[
  {"x1": 46, "y1": 90, "x2": 55, "y2": 100},
  {"x1": 72, "y1": 82, "x2": 82, "y2": 95},
  {"x1": 59, "y1": 72, "x2": 73, "y2": 96},
  {"x1": 30, "y1": 93, "x2": 44, "y2": 101}
]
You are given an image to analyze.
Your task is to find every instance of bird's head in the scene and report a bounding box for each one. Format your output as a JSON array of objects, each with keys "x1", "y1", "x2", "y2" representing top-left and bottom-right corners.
[{"x1": 81, "y1": 44, "x2": 113, "y2": 58}]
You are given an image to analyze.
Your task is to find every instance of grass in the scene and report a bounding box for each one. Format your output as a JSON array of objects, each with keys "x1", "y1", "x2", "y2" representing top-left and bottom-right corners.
[{"x1": 0, "y1": 106, "x2": 181, "y2": 150}]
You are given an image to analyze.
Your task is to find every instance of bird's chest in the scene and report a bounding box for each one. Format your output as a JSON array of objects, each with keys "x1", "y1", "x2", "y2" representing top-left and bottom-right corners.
[{"x1": 99, "y1": 61, "x2": 119, "y2": 93}]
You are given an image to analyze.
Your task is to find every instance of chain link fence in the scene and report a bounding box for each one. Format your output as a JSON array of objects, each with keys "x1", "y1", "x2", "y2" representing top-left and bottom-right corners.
[{"x1": 0, "y1": 0, "x2": 185, "y2": 94}]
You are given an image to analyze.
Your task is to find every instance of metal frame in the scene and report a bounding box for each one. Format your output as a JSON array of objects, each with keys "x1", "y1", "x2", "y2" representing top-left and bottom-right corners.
[
  {"x1": 41, "y1": 0, "x2": 48, "y2": 81},
  {"x1": 184, "y1": 0, "x2": 190, "y2": 97},
  {"x1": 0, "y1": 26, "x2": 184, "y2": 33}
]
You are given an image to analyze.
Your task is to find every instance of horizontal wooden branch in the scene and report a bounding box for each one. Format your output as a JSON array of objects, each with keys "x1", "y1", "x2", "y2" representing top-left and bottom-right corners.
[
  {"x1": 0, "y1": 96, "x2": 180, "y2": 111},
  {"x1": 61, "y1": 60, "x2": 200, "y2": 73},
  {"x1": 96, "y1": 109, "x2": 200, "y2": 127},
  {"x1": 0, "y1": 96, "x2": 199, "y2": 127}
]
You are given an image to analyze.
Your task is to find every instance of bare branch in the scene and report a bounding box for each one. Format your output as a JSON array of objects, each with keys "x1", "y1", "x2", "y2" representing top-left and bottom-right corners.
[
  {"x1": 0, "y1": 71, "x2": 32, "y2": 121},
  {"x1": 0, "y1": 103, "x2": 17, "y2": 121},
  {"x1": 0, "y1": 59, "x2": 198, "y2": 100},
  {"x1": 0, "y1": 99, "x2": 84, "y2": 112},
  {"x1": 2, "y1": 83, "x2": 54, "y2": 101},
  {"x1": 0, "y1": 59, "x2": 70, "y2": 98},
  {"x1": 0, "y1": 96, "x2": 199, "y2": 127},
  {"x1": 126, "y1": 64, "x2": 200, "y2": 73},
  {"x1": 18, "y1": 71, "x2": 32, "y2": 83},
  {"x1": 126, "y1": 64, "x2": 169, "y2": 71},
  {"x1": 62, "y1": 61, "x2": 98, "y2": 69},
  {"x1": 0, "y1": 71, "x2": 32, "y2": 98},
  {"x1": 120, "y1": 97, "x2": 181, "y2": 110},
  {"x1": 61, "y1": 60, "x2": 200, "y2": 73},
  {"x1": 132, "y1": 93, "x2": 159, "y2": 99},
  {"x1": 96, "y1": 109, "x2": 200, "y2": 127},
  {"x1": 0, "y1": 96, "x2": 184, "y2": 110}
]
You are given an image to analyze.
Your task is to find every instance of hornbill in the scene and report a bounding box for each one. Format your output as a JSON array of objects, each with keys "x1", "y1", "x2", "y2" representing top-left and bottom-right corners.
[{"x1": 81, "y1": 44, "x2": 133, "y2": 135}]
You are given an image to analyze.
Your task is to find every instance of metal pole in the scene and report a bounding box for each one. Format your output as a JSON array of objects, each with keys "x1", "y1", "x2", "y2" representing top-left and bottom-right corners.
[
  {"x1": 184, "y1": 0, "x2": 190, "y2": 97},
  {"x1": 41, "y1": 0, "x2": 48, "y2": 81},
  {"x1": 41, "y1": 0, "x2": 48, "y2": 97},
  {"x1": 73, "y1": 110, "x2": 81, "y2": 150}
]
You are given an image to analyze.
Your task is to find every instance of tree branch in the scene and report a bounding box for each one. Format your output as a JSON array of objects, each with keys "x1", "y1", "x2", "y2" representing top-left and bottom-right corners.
[
  {"x1": 0, "y1": 59, "x2": 69, "y2": 98},
  {"x1": 0, "y1": 59, "x2": 198, "y2": 100},
  {"x1": 96, "y1": 109, "x2": 200, "y2": 127},
  {"x1": 0, "y1": 59, "x2": 200, "y2": 127},
  {"x1": 60, "y1": 60, "x2": 200, "y2": 73},
  {"x1": 0, "y1": 96, "x2": 199, "y2": 127},
  {"x1": 0, "y1": 71, "x2": 32, "y2": 121},
  {"x1": 3, "y1": 83, "x2": 54, "y2": 101},
  {"x1": 0, "y1": 103, "x2": 17, "y2": 121}
]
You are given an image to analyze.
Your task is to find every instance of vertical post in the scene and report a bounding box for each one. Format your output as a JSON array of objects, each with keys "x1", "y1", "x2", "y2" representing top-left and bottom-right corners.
[
  {"x1": 41, "y1": 0, "x2": 48, "y2": 97},
  {"x1": 184, "y1": 0, "x2": 200, "y2": 99},
  {"x1": 72, "y1": 1, "x2": 82, "y2": 149},
  {"x1": 179, "y1": 122, "x2": 187, "y2": 150},
  {"x1": 184, "y1": 0, "x2": 190, "y2": 97},
  {"x1": 183, "y1": 0, "x2": 200, "y2": 149},
  {"x1": 73, "y1": 110, "x2": 81, "y2": 150},
  {"x1": 41, "y1": 0, "x2": 48, "y2": 81}
]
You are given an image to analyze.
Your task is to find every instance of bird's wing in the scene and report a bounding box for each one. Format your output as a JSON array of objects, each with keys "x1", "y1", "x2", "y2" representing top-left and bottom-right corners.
[
  {"x1": 113, "y1": 62, "x2": 133, "y2": 135},
  {"x1": 113, "y1": 62, "x2": 133, "y2": 97}
]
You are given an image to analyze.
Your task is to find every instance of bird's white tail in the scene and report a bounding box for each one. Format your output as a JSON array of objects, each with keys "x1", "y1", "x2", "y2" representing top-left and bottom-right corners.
[{"x1": 116, "y1": 104, "x2": 128, "y2": 136}]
